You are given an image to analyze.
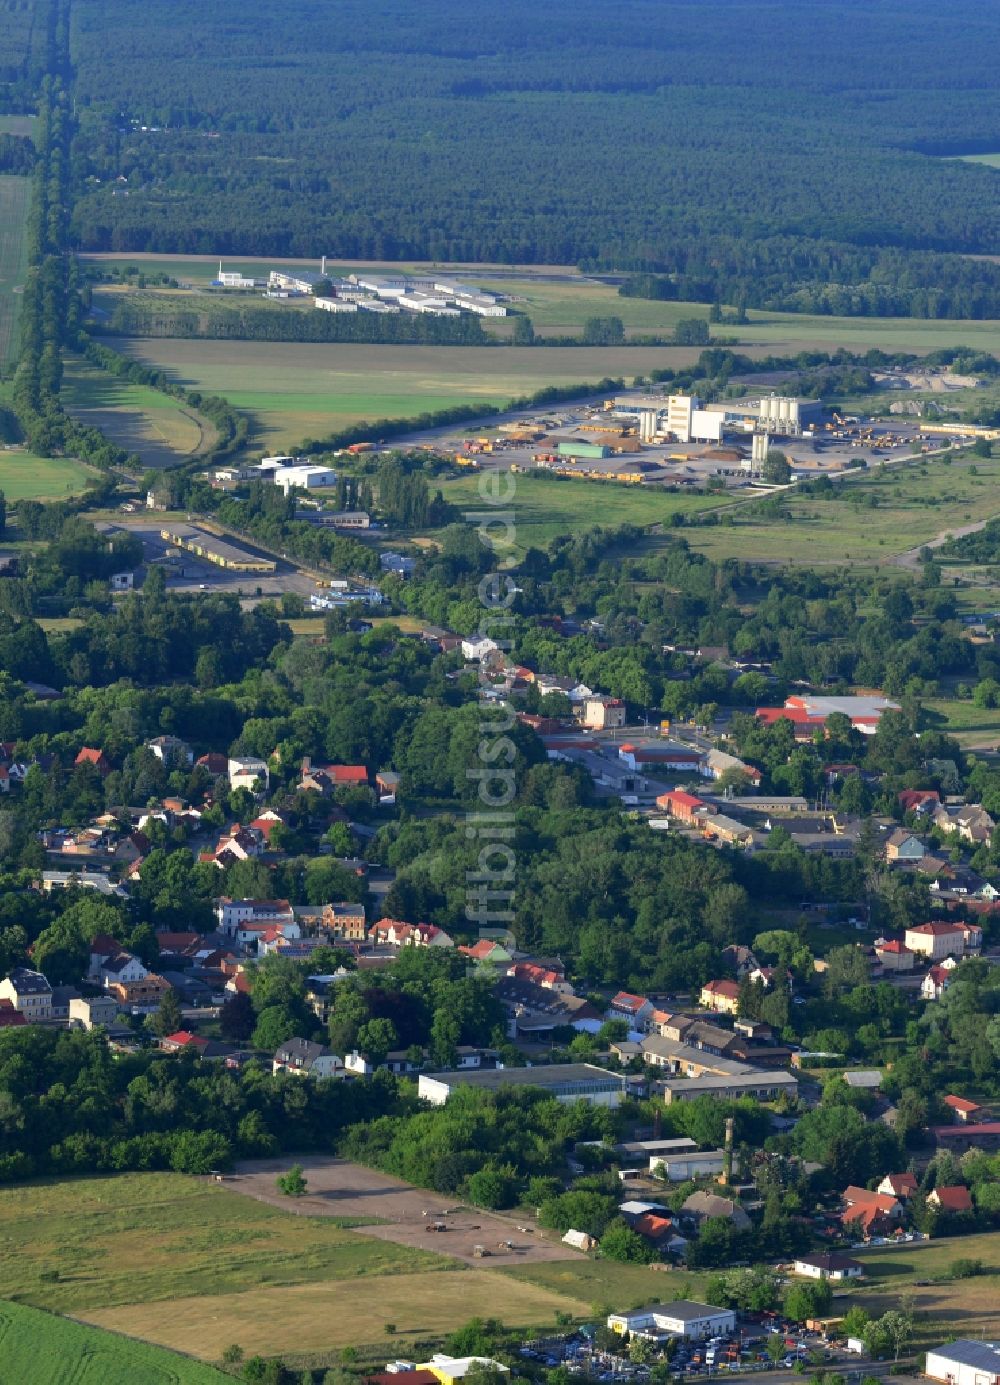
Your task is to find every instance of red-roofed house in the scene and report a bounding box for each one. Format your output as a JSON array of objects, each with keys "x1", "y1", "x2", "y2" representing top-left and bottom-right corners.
[
  {"x1": 927, "y1": 1185, "x2": 973, "y2": 1214},
  {"x1": 905, "y1": 921, "x2": 966, "y2": 960},
  {"x1": 655, "y1": 790, "x2": 707, "y2": 824},
  {"x1": 159, "y1": 1030, "x2": 210, "y2": 1055},
  {"x1": 700, "y1": 979, "x2": 741, "y2": 1015},
  {"x1": 608, "y1": 991, "x2": 654, "y2": 1031},
  {"x1": 875, "y1": 938, "x2": 916, "y2": 972},
  {"x1": 369, "y1": 919, "x2": 454, "y2": 949},
  {"x1": 75, "y1": 747, "x2": 111, "y2": 775},
  {"x1": 250, "y1": 809, "x2": 287, "y2": 842},
  {"x1": 0, "y1": 999, "x2": 27, "y2": 1028},
  {"x1": 944, "y1": 1094, "x2": 984, "y2": 1124},
  {"x1": 196, "y1": 752, "x2": 229, "y2": 776},
  {"x1": 840, "y1": 1187, "x2": 904, "y2": 1238},
  {"x1": 506, "y1": 961, "x2": 571, "y2": 992},
  {"x1": 922, "y1": 963, "x2": 954, "y2": 1001},
  {"x1": 618, "y1": 743, "x2": 703, "y2": 772},
  {"x1": 877, "y1": 1173, "x2": 918, "y2": 1199},
  {"x1": 459, "y1": 939, "x2": 513, "y2": 966},
  {"x1": 899, "y1": 789, "x2": 941, "y2": 816},
  {"x1": 631, "y1": 1212, "x2": 683, "y2": 1253}
]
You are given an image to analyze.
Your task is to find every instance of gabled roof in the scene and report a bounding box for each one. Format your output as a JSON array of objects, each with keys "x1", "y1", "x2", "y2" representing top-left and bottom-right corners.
[
  {"x1": 881, "y1": 1172, "x2": 918, "y2": 1195},
  {"x1": 944, "y1": 1094, "x2": 982, "y2": 1114},
  {"x1": 702, "y1": 979, "x2": 741, "y2": 999},
  {"x1": 796, "y1": 1252, "x2": 863, "y2": 1272},
  {"x1": 610, "y1": 991, "x2": 650, "y2": 1014},
  {"x1": 930, "y1": 1184, "x2": 973, "y2": 1212},
  {"x1": 908, "y1": 921, "x2": 963, "y2": 936}
]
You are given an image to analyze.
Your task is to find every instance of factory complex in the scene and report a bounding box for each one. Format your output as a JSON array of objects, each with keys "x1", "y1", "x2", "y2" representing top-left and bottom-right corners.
[{"x1": 213, "y1": 262, "x2": 507, "y2": 318}]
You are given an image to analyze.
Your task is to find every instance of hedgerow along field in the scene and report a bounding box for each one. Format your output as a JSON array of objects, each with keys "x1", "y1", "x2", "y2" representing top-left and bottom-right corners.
[
  {"x1": 0, "y1": 173, "x2": 32, "y2": 364},
  {"x1": 60, "y1": 356, "x2": 216, "y2": 469},
  {"x1": 0, "y1": 1299, "x2": 227, "y2": 1384}
]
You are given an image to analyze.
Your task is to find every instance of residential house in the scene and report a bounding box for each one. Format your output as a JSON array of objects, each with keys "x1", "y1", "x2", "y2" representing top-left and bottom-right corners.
[
  {"x1": 934, "y1": 803, "x2": 995, "y2": 848},
  {"x1": 898, "y1": 788, "x2": 941, "y2": 816},
  {"x1": 607, "y1": 991, "x2": 654, "y2": 1032},
  {"x1": 840, "y1": 1186, "x2": 904, "y2": 1238},
  {"x1": 922, "y1": 963, "x2": 956, "y2": 1001},
  {"x1": 376, "y1": 769, "x2": 400, "y2": 804},
  {"x1": 680, "y1": 1192, "x2": 751, "y2": 1231},
  {"x1": 369, "y1": 920, "x2": 453, "y2": 949},
  {"x1": 106, "y1": 972, "x2": 172, "y2": 1013},
  {"x1": 699, "y1": 979, "x2": 741, "y2": 1015},
  {"x1": 535, "y1": 674, "x2": 592, "y2": 703},
  {"x1": 885, "y1": 828, "x2": 926, "y2": 863},
  {"x1": 793, "y1": 1253, "x2": 864, "y2": 1281},
  {"x1": 315, "y1": 901, "x2": 367, "y2": 941},
  {"x1": 159, "y1": 1030, "x2": 211, "y2": 1056},
  {"x1": 905, "y1": 921, "x2": 967, "y2": 960},
  {"x1": 75, "y1": 747, "x2": 112, "y2": 775},
  {"x1": 927, "y1": 1184, "x2": 974, "y2": 1214},
  {"x1": 877, "y1": 1173, "x2": 918, "y2": 1199},
  {"x1": 461, "y1": 636, "x2": 499, "y2": 662},
  {"x1": 273, "y1": 1037, "x2": 345, "y2": 1078},
  {"x1": 702, "y1": 748, "x2": 762, "y2": 786},
  {"x1": 228, "y1": 756, "x2": 269, "y2": 792},
  {"x1": 0, "y1": 999, "x2": 27, "y2": 1028},
  {"x1": 721, "y1": 944, "x2": 759, "y2": 978},
  {"x1": 631, "y1": 1212, "x2": 686, "y2": 1255},
  {"x1": 196, "y1": 752, "x2": 229, "y2": 777},
  {"x1": 459, "y1": 939, "x2": 513, "y2": 967},
  {"x1": 249, "y1": 808, "x2": 287, "y2": 843},
  {"x1": 217, "y1": 898, "x2": 297, "y2": 934},
  {"x1": 943, "y1": 1094, "x2": 984, "y2": 1124},
  {"x1": 0, "y1": 967, "x2": 53, "y2": 1022},
  {"x1": 875, "y1": 939, "x2": 916, "y2": 972},
  {"x1": 147, "y1": 735, "x2": 193, "y2": 767},
  {"x1": 49, "y1": 985, "x2": 79, "y2": 1022},
  {"x1": 582, "y1": 696, "x2": 626, "y2": 731},
  {"x1": 69, "y1": 994, "x2": 120, "y2": 1029},
  {"x1": 100, "y1": 952, "x2": 148, "y2": 990},
  {"x1": 506, "y1": 961, "x2": 572, "y2": 992}
]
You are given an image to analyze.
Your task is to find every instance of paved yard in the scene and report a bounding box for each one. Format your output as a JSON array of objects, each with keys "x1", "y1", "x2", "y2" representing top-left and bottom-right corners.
[{"x1": 228, "y1": 1157, "x2": 580, "y2": 1267}]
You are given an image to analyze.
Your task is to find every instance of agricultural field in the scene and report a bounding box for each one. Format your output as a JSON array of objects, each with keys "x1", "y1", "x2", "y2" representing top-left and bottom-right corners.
[
  {"x1": 680, "y1": 450, "x2": 1000, "y2": 567},
  {"x1": 0, "y1": 173, "x2": 31, "y2": 364},
  {"x1": 60, "y1": 356, "x2": 215, "y2": 469},
  {"x1": 504, "y1": 1257, "x2": 706, "y2": 1317},
  {"x1": 0, "y1": 448, "x2": 95, "y2": 501},
  {"x1": 922, "y1": 698, "x2": 1000, "y2": 749},
  {"x1": 432, "y1": 472, "x2": 734, "y2": 558},
  {"x1": 0, "y1": 1301, "x2": 226, "y2": 1385},
  {"x1": 103, "y1": 337, "x2": 710, "y2": 455},
  {"x1": 0, "y1": 114, "x2": 37, "y2": 139}
]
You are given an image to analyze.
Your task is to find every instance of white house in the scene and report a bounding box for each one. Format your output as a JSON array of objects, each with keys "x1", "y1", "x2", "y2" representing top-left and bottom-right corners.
[
  {"x1": 461, "y1": 636, "x2": 499, "y2": 662},
  {"x1": 228, "y1": 756, "x2": 270, "y2": 792},
  {"x1": 0, "y1": 968, "x2": 53, "y2": 1022},
  {"x1": 100, "y1": 952, "x2": 148, "y2": 989},
  {"x1": 905, "y1": 921, "x2": 967, "y2": 960},
  {"x1": 792, "y1": 1253, "x2": 864, "y2": 1281},
  {"x1": 217, "y1": 898, "x2": 296, "y2": 934}
]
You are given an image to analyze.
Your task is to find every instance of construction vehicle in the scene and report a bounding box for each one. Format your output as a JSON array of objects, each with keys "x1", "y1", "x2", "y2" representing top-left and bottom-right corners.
[
  {"x1": 425, "y1": 1221, "x2": 447, "y2": 1232},
  {"x1": 473, "y1": 1244, "x2": 491, "y2": 1258}
]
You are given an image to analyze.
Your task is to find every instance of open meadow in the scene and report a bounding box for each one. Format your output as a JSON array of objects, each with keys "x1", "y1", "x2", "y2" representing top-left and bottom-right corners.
[
  {"x1": 0, "y1": 1301, "x2": 227, "y2": 1385},
  {"x1": 103, "y1": 337, "x2": 710, "y2": 454},
  {"x1": 1, "y1": 1171, "x2": 597, "y2": 1365},
  {"x1": 60, "y1": 356, "x2": 216, "y2": 468},
  {"x1": 853, "y1": 1230, "x2": 1000, "y2": 1347},
  {"x1": 0, "y1": 446, "x2": 95, "y2": 501},
  {"x1": 679, "y1": 450, "x2": 1000, "y2": 567},
  {"x1": 0, "y1": 174, "x2": 31, "y2": 364}
]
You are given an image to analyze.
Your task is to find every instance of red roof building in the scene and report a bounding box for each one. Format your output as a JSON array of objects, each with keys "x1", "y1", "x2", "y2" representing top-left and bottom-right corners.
[
  {"x1": 943, "y1": 1094, "x2": 984, "y2": 1123},
  {"x1": 0, "y1": 999, "x2": 27, "y2": 1027},
  {"x1": 75, "y1": 747, "x2": 111, "y2": 775},
  {"x1": 655, "y1": 790, "x2": 707, "y2": 823},
  {"x1": 928, "y1": 1185, "x2": 973, "y2": 1213}
]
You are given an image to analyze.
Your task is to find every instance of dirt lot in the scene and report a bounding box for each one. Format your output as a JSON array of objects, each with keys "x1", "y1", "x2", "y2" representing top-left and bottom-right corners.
[{"x1": 229, "y1": 1157, "x2": 580, "y2": 1267}]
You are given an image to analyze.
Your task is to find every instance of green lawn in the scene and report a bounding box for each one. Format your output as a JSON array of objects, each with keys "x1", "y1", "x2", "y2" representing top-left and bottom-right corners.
[
  {"x1": 682, "y1": 450, "x2": 1000, "y2": 566},
  {"x1": 431, "y1": 471, "x2": 733, "y2": 557},
  {"x1": 0, "y1": 174, "x2": 32, "y2": 364},
  {"x1": 60, "y1": 357, "x2": 215, "y2": 469},
  {"x1": 0, "y1": 448, "x2": 95, "y2": 501},
  {"x1": 0, "y1": 1299, "x2": 227, "y2": 1384},
  {"x1": 504, "y1": 1257, "x2": 706, "y2": 1317},
  {"x1": 0, "y1": 1172, "x2": 449, "y2": 1315},
  {"x1": 923, "y1": 698, "x2": 1000, "y2": 748},
  {"x1": 951, "y1": 153, "x2": 1000, "y2": 169}
]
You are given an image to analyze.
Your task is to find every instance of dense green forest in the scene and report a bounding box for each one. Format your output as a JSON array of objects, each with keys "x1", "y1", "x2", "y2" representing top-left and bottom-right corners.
[{"x1": 59, "y1": 0, "x2": 1000, "y2": 317}]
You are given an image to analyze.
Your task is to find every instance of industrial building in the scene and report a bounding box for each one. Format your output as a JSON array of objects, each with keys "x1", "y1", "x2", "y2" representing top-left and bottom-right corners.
[
  {"x1": 926, "y1": 1341, "x2": 1000, "y2": 1385},
  {"x1": 417, "y1": 1062, "x2": 626, "y2": 1107},
  {"x1": 607, "y1": 1302, "x2": 737, "y2": 1342},
  {"x1": 271, "y1": 463, "x2": 337, "y2": 494},
  {"x1": 159, "y1": 525, "x2": 276, "y2": 574},
  {"x1": 657, "y1": 1070, "x2": 798, "y2": 1104}
]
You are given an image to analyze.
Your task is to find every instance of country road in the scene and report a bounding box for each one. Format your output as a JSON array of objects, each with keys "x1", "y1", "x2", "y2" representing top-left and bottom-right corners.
[{"x1": 890, "y1": 516, "x2": 994, "y2": 570}]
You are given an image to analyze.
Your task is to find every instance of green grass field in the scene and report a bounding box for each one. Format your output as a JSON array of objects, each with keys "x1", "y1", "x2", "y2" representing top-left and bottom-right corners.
[
  {"x1": 680, "y1": 450, "x2": 1000, "y2": 566},
  {"x1": 0, "y1": 115, "x2": 37, "y2": 139},
  {"x1": 504, "y1": 1257, "x2": 705, "y2": 1316},
  {"x1": 432, "y1": 471, "x2": 732, "y2": 556},
  {"x1": 850, "y1": 1230, "x2": 1000, "y2": 1346},
  {"x1": 952, "y1": 153, "x2": 1000, "y2": 169},
  {"x1": 0, "y1": 448, "x2": 95, "y2": 501},
  {"x1": 922, "y1": 697, "x2": 1000, "y2": 748},
  {"x1": 0, "y1": 1300, "x2": 227, "y2": 1385},
  {"x1": 60, "y1": 357, "x2": 215, "y2": 469},
  {"x1": 0, "y1": 174, "x2": 32, "y2": 364},
  {"x1": 103, "y1": 337, "x2": 709, "y2": 454}
]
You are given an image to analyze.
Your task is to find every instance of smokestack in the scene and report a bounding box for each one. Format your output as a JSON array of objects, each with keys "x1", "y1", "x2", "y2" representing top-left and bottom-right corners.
[
  {"x1": 322, "y1": 254, "x2": 327, "y2": 275},
  {"x1": 720, "y1": 1116, "x2": 734, "y2": 1185}
]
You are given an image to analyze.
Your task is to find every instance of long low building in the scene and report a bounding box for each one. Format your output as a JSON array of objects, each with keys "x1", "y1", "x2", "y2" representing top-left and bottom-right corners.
[
  {"x1": 926, "y1": 1340, "x2": 1000, "y2": 1385},
  {"x1": 641, "y1": 1034, "x2": 752, "y2": 1079},
  {"x1": 608, "y1": 1301, "x2": 736, "y2": 1341},
  {"x1": 418, "y1": 1062, "x2": 626, "y2": 1107},
  {"x1": 649, "y1": 1149, "x2": 726, "y2": 1181},
  {"x1": 160, "y1": 525, "x2": 277, "y2": 574},
  {"x1": 657, "y1": 1070, "x2": 798, "y2": 1104}
]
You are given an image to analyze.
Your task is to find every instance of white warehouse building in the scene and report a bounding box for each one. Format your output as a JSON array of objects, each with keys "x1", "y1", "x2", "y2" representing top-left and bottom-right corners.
[
  {"x1": 608, "y1": 1302, "x2": 736, "y2": 1342},
  {"x1": 272, "y1": 464, "x2": 337, "y2": 494},
  {"x1": 926, "y1": 1341, "x2": 1000, "y2": 1385}
]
